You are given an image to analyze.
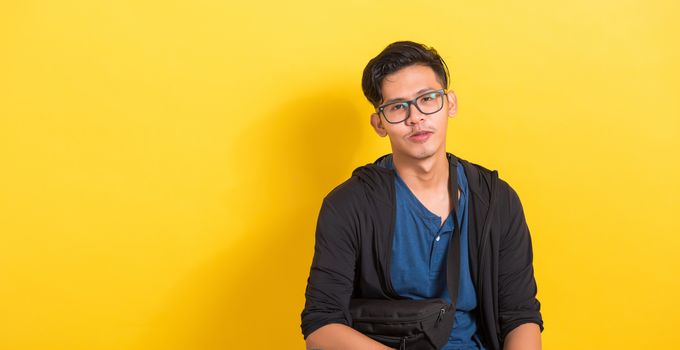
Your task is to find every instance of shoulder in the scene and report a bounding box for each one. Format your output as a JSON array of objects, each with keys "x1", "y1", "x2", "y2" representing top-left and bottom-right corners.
[
  {"x1": 323, "y1": 176, "x2": 365, "y2": 208},
  {"x1": 322, "y1": 163, "x2": 394, "y2": 213}
]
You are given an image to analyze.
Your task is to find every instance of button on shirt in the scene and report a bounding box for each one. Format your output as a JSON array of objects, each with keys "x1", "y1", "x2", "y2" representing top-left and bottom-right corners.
[{"x1": 382, "y1": 158, "x2": 485, "y2": 349}]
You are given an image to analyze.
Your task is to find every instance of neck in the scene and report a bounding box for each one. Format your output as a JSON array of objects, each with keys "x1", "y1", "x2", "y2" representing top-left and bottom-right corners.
[{"x1": 392, "y1": 151, "x2": 449, "y2": 192}]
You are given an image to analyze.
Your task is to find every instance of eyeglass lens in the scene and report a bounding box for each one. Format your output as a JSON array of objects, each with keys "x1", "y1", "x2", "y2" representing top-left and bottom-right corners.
[{"x1": 382, "y1": 91, "x2": 444, "y2": 123}]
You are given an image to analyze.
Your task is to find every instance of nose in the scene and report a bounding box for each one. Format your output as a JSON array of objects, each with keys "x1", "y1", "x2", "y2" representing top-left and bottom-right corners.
[{"x1": 404, "y1": 103, "x2": 426, "y2": 125}]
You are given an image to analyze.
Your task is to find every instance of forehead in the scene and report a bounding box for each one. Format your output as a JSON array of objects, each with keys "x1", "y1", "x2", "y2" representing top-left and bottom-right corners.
[{"x1": 380, "y1": 64, "x2": 443, "y2": 100}]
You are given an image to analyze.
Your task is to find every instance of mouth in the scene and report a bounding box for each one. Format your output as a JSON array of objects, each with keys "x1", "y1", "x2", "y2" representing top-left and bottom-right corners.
[{"x1": 407, "y1": 130, "x2": 434, "y2": 143}]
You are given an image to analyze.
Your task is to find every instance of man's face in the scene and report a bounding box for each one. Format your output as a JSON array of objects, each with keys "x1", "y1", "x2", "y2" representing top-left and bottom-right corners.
[{"x1": 370, "y1": 64, "x2": 457, "y2": 161}]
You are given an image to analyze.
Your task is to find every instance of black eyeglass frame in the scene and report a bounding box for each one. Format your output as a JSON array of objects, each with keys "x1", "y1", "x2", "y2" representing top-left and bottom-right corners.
[{"x1": 376, "y1": 89, "x2": 447, "y2": 124}]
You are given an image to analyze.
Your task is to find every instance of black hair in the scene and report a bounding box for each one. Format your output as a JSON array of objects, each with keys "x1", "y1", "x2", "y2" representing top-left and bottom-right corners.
[{"x1": 362, "y1": 41, "x2": 450, "y2": 108}]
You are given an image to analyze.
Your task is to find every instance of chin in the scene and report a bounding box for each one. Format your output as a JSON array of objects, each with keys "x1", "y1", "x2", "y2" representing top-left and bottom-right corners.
[
  {"x1": 396, "y1": 145, "x2": 439, "y2": 160},
  {"x1": 413, "y1": 149, "x2": 438, "y2": 160}
]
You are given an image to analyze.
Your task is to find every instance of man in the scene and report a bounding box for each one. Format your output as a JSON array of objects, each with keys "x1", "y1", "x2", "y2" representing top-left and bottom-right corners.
[{"x1": 301, "y1": 41, "x2": 543, "y2": 350}]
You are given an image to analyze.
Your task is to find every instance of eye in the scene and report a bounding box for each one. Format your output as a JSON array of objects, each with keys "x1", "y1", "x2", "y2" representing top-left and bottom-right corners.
[
  {"x1": 421, "y1": 93, "x2": 437, "y2": 102},
  {"x1": 388, "y1": 102, "x2": 407, "y2": 112}
]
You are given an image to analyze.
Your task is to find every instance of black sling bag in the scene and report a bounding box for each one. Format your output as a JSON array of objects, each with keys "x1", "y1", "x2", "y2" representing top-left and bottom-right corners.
[{"x1": 349, "y1": 161, "x2": 480, "y2": 350}]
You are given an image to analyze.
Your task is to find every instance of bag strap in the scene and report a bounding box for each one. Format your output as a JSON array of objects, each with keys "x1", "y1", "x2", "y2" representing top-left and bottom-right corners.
[{"x1": 446, "y1": 160, "x2": 461, "y2": 307}]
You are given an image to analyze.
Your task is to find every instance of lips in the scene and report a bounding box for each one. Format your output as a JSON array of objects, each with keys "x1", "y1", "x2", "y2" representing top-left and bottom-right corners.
[{"x1": 408, "y1": 130, "x2": 433, "y2": 143}]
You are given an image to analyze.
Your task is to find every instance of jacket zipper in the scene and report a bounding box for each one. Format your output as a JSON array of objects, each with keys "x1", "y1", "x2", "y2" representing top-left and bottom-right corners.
[
  {"x1": 352, "y1": 306, "x2": 448, "y2": 324},
  {"x1": 476, "y1": 170, "x2": 498, "y2": 345}
]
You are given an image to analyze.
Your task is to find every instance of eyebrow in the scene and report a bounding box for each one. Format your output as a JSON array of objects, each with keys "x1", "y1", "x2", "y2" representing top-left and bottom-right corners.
[{"x1": 382, "y1": 87, "x2": 439, "y2": 105}]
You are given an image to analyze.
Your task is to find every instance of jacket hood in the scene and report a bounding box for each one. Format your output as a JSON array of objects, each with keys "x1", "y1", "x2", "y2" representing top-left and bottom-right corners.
[{"x1": 350, "y1": 153, "x2": 495, "y2": 208}]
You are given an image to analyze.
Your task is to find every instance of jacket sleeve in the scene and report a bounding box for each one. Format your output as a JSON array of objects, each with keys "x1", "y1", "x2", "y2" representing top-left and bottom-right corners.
[
  {"x1": 300, "y1": 196, "x2": 359, "y2": 339},
  {"x1": 497, "y1": 183, "x2": 544, "y2": 340}
]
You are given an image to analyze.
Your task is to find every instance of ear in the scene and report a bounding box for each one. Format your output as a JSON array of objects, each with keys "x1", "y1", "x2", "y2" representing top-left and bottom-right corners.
[
  {"x1": 370, "y1": 112, "x2": 388, "y2": 137},
  {"x1": 446, "y1": 90, "x2": 458, "y2": 117}
]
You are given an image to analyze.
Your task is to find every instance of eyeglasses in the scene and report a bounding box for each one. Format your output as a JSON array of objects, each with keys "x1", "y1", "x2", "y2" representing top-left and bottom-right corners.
[{"x1": 377, "y1": 89, "x2": 446, "y2": 124}]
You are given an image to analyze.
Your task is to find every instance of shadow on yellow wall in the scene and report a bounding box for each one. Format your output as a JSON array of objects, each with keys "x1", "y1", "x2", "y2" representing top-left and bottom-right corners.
[{"x1": 136, "y1": 85, "x2": 366, "y2": 349}]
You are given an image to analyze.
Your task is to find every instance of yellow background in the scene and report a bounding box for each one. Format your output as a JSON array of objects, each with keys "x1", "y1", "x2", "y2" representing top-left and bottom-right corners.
[{"x1": 1, "y1": 0, "x2": 679, "y2": 349}]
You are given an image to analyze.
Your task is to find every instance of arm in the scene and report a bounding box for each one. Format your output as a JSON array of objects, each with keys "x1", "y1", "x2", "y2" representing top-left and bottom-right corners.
[
  {"x1": 497, "y1": 184, "x2": 544, "y2": 345},
  {"x1": 503, "y1": 323, "x2": 541, "y2": 350},
  {"x1": 301, "y1": 196, "x2": 373, "y2": 344},
  {"x1": 306, "y1": 323, "x2": 394, "y2": 350}
]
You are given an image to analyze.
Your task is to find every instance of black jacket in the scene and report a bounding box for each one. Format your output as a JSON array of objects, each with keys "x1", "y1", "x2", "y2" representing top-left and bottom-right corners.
[{"x1": 301, "y1": 153, "x2": 543, "y2": 350}]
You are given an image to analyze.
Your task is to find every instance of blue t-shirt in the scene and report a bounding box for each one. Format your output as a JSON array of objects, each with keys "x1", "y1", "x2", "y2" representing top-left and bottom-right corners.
[{"x1": 379, "y1": 157, "x2": 485, "y2": 349}]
